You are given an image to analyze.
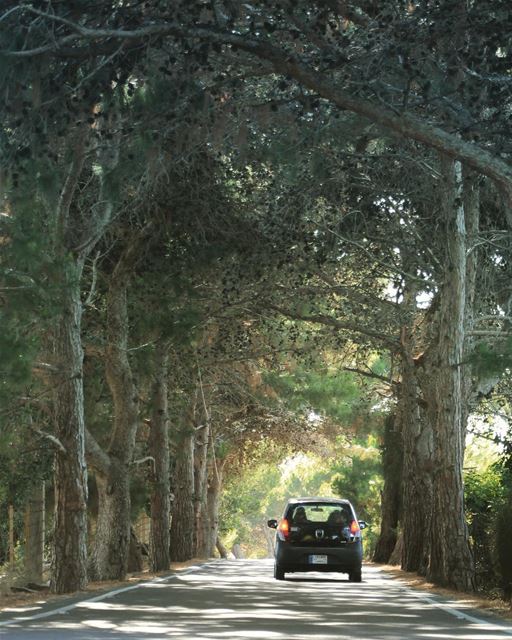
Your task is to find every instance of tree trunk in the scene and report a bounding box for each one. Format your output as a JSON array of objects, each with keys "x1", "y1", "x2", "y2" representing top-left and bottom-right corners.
[
  {"x1": 389, "y1": 265, "x2": 434, "y2": 575},
  {"x1": 90, "y1": 464, "x2": 131, "y2": 580},
  {"x1": 148, "y1": 346, "x2": 171, "y2": 572},
  {"x1": 216, "y1": 537, "x2": 229, "y2": 559},
  {"x1": 24, "y1": 481, "x2": 45, "y2": 583},
  {"x1": 418, "y1": 158, "x2": 475, "y2": 591},
  {"x1": 8, "y1": 504, "x2": 15, "y2": 567},
  {"x1": 48, "y1": 122, "x2": 118, "y2": 593},
  {"x1": 89, "y1": 255, "x2": 139, "y2": 581},
  {"x1": 51, "y1": 264, "x2": 88, "y2": 593},
  {"x1": 128, "y1": 526, "x2": 144, "y2": 573},
  {"x1": 193, "y1": 423, "x2": 210, "y2": 558},
  {"x1": 463, "y1": 171, "x2": 484, "y2": 411},
  {"x1": 400, "y1": 340, "x2": 434, "y2": 575},
  {"x1": 373, "y1": 414, "x2": 402, "y2": 564},
  {"x1": 206, "y1": 457, "x2": 225, "y2": 558},
  {"x1": 170, "y1": 427, "x2": 195, "y2": 562},
  {"x1": 389, "y1": 532, "x2": 404, "y2": 566}
]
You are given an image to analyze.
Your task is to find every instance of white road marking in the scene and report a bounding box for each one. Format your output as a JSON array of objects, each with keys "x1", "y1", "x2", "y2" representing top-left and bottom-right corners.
[
  {"x1": 0, "y1": 562, "x2": 217, "y2": 628},
  {"x1": 377, "y1": 570, "x2": 512, "y2": 636}
]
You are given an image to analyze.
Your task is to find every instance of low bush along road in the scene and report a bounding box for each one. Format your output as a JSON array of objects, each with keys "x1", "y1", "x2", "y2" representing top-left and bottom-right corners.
[{"x1": 1, "y1": 560, "x2": 512, "y2": 639}]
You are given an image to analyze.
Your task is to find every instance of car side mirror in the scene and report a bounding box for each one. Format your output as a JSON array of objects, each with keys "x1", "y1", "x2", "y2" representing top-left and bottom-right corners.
[
  {"x1": 359, "y1": 521, "x2": 367, "y2": 530},
  {"x1": 267, "y1": 519, "x2": 278, "y2": 529}
]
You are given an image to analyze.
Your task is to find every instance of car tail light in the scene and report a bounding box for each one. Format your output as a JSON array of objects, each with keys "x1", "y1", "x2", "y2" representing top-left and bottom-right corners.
[
  {"x1": 277, "y1": 518, "x2": 290, "y2": 541},
  {"x1": 350, "y1": 520, "x2": 360, "y2": 535}
]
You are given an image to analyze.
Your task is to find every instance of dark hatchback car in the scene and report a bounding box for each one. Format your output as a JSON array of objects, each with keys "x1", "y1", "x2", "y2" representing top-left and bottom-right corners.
[{"x1": 268, "y1": 497, "x2": 366, "y2": 582}]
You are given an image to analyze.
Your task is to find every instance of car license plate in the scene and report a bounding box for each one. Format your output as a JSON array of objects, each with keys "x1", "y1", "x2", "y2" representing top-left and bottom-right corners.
[{"x1": 309, "y1": 554, "x2": 328, "y2": 564}]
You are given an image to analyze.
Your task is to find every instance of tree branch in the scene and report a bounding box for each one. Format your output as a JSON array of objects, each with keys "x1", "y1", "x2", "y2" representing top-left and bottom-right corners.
[
  {"x1": 267, "y1": 303, "x2": 400, "y2": 350},
  {"x1": 131, "y1": 456, "x2": 156, "y2": 475},
  {"x1": 341, "y1": 366, "x2": 396, "y2": 386},
  {"x1": 30, "y1": 423, "x2": 66, "y2": 453},
  {"x1": 55, "y1": 129, "x2": 87, "y2": 249},
  {"x1": 3, "y1": 11, "x2": 512, "y2": 216},
  {"x1": 85, "y1": 428, "x2": 111, "y2": 475}
]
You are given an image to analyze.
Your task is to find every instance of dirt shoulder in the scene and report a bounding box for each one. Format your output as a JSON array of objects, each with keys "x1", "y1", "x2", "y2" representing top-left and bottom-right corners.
[
  {"x1": 375, "y1": 563, "x2": 512, "y2": 622},
  {"x1": 0, "y1": 559, "x2": 206, "y2": 614}
]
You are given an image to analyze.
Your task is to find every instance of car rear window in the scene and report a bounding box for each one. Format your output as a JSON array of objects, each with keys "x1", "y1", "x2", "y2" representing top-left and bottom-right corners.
[{"x1": 289, "y1": 503, "x2": 352, "y2": 524}]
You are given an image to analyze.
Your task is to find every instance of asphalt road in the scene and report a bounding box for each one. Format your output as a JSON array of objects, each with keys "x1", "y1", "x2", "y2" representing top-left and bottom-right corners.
[{"x1": 1, "y1": 560, "x2": 512, "y2": 639}]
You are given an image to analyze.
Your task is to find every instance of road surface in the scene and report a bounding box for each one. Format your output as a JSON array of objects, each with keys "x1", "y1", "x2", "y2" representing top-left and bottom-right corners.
[{"x1": 1, "y1": 560, "x2": 511, "y2": 639}]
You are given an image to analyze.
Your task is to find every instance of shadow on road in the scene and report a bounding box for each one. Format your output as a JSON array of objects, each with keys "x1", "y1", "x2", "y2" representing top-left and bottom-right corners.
[{"x1": 2, "y1": 560, "x2": 512, "y2": 639}]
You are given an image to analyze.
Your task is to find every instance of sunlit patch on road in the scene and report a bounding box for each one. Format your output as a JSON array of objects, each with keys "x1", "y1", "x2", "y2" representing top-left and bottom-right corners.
[{"x1": 1, "y1": 560, "x2": 511, "y2": 639}]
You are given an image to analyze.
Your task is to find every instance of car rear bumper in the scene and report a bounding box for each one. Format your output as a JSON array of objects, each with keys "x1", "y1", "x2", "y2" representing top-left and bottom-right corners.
[{"x1": 275, "y1": 541, "x2": 363, "y2": 572}]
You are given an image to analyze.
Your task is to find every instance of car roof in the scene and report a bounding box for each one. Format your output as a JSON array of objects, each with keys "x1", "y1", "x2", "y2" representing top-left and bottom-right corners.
[{"x1": 287, "y1": 497, "x2": 351, "y2": 505}]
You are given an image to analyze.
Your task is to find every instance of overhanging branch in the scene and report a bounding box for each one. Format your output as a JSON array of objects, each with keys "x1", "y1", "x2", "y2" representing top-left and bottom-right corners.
[
  {"x1": 267, "y1": 303, "x2": 400, "y2": 350},
  {"x1": 3, "y1": 9, "x2": 512, "y2": 216}
]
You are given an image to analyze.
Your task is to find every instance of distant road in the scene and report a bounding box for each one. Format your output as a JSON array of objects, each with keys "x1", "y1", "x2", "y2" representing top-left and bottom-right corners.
[{"x1": 1, "y1": 559, "x2": 512, "y2": 639}]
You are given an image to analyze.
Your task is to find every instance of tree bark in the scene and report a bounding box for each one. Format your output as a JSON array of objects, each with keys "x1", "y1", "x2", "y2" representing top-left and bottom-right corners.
[
  {"x1": 90, "y1": 461, "x2": 131, "y2": 580},
  {"x1": 418, "y1": 158, "x2": 475, "y2": 591},
  {"x1": 206, "y1": 456, "x2": 225, "y2": 558},
  {"x1": 148, "y1": 345, "x2": 171, "y2": 572},
  {"x1": 193, "y1": 423, "x2": 210, "y2": 558},
  {"x1": 8, "y1": 504, "x2": 14, "y2": 567},
  {"x1": 49, "y1": 120, "x2": 118, "y2": 593},
  {"x1": 387, "y1": 262, "x2": 434, "y2": 575},
  {"x1": 373, "y1": 414, "x2": 402, "y2": 564},
  {"x1": 170, "y1": 425, "x2": 196, "y2": 562},
  {"x1": 463, "y1": 170, "x2": 481, "y2": 413},
  {"x1": 400, "y1": 344, "x2": 433, "y2": 575},
  {"x1": 128, "y1": 526, "x2": 144, "y2": 573},
  {"x1": 389, "y1": 532, "x2": 403, "y2": 566},
  {"x1": 24, "y1": 481, "x2": 45, "y2": 583},
  {"x1": 51, "y1": 262, "x2": 89, "y2": 593},
  {"x1": 88, "y1": 249, "x2": 140, "y2": 581},
  {"x1": 216, "y1": 537, "x2": 229, "y2": 559}
]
